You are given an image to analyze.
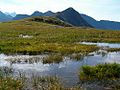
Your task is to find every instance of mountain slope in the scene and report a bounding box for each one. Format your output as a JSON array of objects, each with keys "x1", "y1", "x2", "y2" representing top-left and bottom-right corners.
[
  {"x1": 1, "y1": 7, "x2": 120, "y2": 30},
  {"x1": 5, "y1": 12, "x2": 16, "y2": 17},
  {"x1": 81, "y1": 14, "x2": 120, "y2": 30},
  {"x1": 0, "y1": 11, "x2": 13, "y2": 22},
  {"x1": 99, "y1": 20, "x2": 120, "y2": 30},
  {"x1": 56, "y1": 8, "x2": 93, "y2": 27},
  {"x1": 13, "y1": 14, "x2": 30, "y2": 20}
]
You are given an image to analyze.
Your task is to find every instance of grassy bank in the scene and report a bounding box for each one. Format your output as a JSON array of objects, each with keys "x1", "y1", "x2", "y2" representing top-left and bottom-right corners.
[
  {"x1": 79, "y1": 63, "x2": 120, "y2": 89},
  {"x1": 107, "y1": 48, "x2": 120, "y2": 52}
]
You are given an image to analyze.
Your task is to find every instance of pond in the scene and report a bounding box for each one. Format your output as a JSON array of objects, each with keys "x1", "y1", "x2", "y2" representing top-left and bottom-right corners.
[
  {"x1": 80, "y1": 42, "x2": 120, "y2": 48},
  {"x1": 0, "y1": 42, "x2": 120, "y2": 89}
]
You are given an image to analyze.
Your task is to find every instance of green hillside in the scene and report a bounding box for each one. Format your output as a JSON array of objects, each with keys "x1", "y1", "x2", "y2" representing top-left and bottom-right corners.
[{"x1": 0, "y1": 17, "x2": 120, "y2": 54}]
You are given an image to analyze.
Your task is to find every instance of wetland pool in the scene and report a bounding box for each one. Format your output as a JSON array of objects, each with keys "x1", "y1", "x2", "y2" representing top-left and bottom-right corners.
[{"x1": 0, "y1": 42, "x2": 120, "y2": 89}]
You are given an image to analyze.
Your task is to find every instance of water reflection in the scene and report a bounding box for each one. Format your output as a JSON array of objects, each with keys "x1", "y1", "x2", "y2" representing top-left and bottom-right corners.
[
  {"x1": 80, "y1": 42, "x2": 120, "y2": 48},
  {"x1": 0, "y1": 51, "x2": 120, "y2": 87},
  {"x1": 0, "y1": 42, "x2": 120, "y2": 88}
]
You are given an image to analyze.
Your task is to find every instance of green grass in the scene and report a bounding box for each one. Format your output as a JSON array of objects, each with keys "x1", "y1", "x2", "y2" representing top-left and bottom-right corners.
[
  {"x1": 0, "y1": 18, "x2": 105, "y2": 55},
  {"x1": 80, "y1": 63, "x2": 120, "y2": 81},
  {"x1": 0, "y1": 77, "x2": 23, "y2": 90},
  {"x1": 0, "y1": 67, "x2": 23, "y2": 90},
  {"x1": 107, "y1": 48, "x2": 120, "y2": 52},
  {"x1": 79, "y1": 63, "x2": 120, "y2": 89},
  {"x1": 43, "y1": 54, "x2": 63, "y2": 64},
  {"x1": 69, "y1": 53, "x2": 84, "y2": 61},
  {"x1": 0, "y1": 18, "x2": 120, "y2": 55}
]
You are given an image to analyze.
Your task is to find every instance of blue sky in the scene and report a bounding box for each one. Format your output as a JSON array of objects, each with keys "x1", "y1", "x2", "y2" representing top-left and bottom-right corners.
[{"x1": 0, "y1": 0, "x2": 120, "y2": 21}]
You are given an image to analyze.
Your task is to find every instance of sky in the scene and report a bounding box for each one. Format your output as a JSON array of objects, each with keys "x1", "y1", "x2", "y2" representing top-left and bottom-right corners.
[{"x1": 0, "y1": 0, "x2": 120, "y2": 21}]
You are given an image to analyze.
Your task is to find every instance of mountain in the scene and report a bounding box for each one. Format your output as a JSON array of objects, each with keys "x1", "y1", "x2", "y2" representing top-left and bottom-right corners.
[
  {"x1": 13, "y1": 11, "x2": 54, "y2": 20},
  {"x1": 55, "y1": 7, "x2": 93, "y2": 27},
  {"x1": 81, "y1": 14, "x2": 120, "y2": 30},
  {"x1": 0, "y1": 11, "x2": 13, "y2": 22},
  {"x1": 31, "y1": 11, "x2": 43, "y2": 16},
  {"x1": 13, "y1": 14, "x2": 30, "y2": 20},
  {"x1": 98, "y1": 20, "x2": 120, "y2": 30},
  {"x1": 5, "y1": 12, "x2": 16, "y2": 17},
  {"x1": 31, "y1": 11, "x2": 55, "y2": 16},
  {"x1": 44, "y1": 11, "x2": 55, "y2": 16},
  {"x1": 1, "y1": 8, "x2": 120, "y2": 30},
  {"x1": 55, "y1": 8, "x2": 120, "y2": 30}
]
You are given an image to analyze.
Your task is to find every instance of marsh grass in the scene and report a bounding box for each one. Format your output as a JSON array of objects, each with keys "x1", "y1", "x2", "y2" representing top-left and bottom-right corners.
[
  {"x1": 43, "y1": 54, "x2": 63, "y2": 64},
  {"x1": 0, "y1": 66, "x2": 13, "y2": 77},
  {"x1": 80, "y1": 63, "x2": 120, "y2": 81},
  {"x1": 69, "y1": 53, "x2": 84, "y2": 61},
  {"x1": 0, "y1": 18, "x2": 120, "y2": 55},
  {"x1": 79, "y1": 63, "x2": 120, "y2": 89},
  {"x1": 0, "y1": 77, "x2": 23, "y2": 90},
  {"x1": 20, "y1": 75, "x2": 81, "y2": 90},
  {"x1": 107, "y1": 48, "x2": 120, "y2": 52},
  {"x1": 6, "y1": 56, "x2": 43, "y2": 64},
  {"x1": 0, "y1": 67, "x2": 81, "y2": 90},
  {"x1": 0, "y1": 67, "x2": 23, "y2": 90}
]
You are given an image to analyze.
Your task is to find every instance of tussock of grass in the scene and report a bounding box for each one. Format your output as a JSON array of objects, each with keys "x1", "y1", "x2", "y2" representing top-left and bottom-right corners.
[
  {"x1": 80, "y1": 63, "x2": 120, "y2": 81},
  {"x1": 0, "y1": 67, "x2": 13, "y2": 77},
  {"x1": 107, "y1": 48, "x2": 120, "y2": 52},
  {"x1": 79, "y1": 63, "x2": 120, "y2": 89},
  {"x1": 70, "y1": 53, "x2": 84, "y2": 61},
  {"x1": 43, "y1": 54, "x2": 63, "y2": 64}
]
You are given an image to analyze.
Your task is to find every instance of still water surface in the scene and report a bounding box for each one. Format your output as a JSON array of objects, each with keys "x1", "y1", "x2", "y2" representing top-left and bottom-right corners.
[{"x1": 0, "y1": 42, "x2": 120, "y2": 89}]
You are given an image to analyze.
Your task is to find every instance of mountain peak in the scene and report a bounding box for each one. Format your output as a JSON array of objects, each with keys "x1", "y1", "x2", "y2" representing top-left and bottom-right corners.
[
  {"x1": 65, "y1": 7, "x2": 76, "y2": 11},
  {"x1": 0, "y1": 11, "x2": 3, "y2": 13},
  {"x1": 31, "y1": 11, "x2": 43, "y2": 16},
  {"x1": 34, "y1": 11, "x2": 41, "y2": 13},
  {"x1": 0, "y1": 11, "x2": 4, "y2": 15},
  {"x1": 5, "y1": 12, "x2": 16, "y2": 17},
  {"x1": 45, "y1": 11, "x2": 53, "y2": 13},
  {"x1": 56, "y1": 7, "x2": 92, "y2": 27},
  {"x1": 44, "y1": 11, "x2": 54, "y2": 16},
  {"x1": 0, "y1": 11, "x2": 13, "y2": 22}
]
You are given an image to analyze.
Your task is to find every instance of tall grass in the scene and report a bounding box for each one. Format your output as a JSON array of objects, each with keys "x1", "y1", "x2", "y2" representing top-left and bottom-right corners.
[
  {"x1": 0, "y1": 66, "x2": 81, "y2": 90},
  {"x1": 79, "y1": 63, "x2": 120, "y2": 89},
  {"x1": 80, "y1": 63, "x2": 120, "y2": 81},
  {"x1": 43, "y1": 54, "x2": 63, "y2": 64}
]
